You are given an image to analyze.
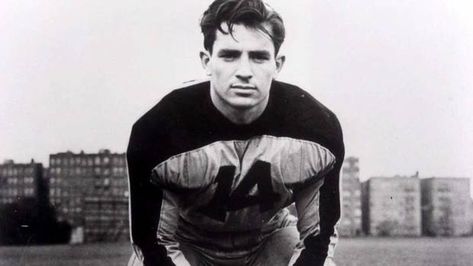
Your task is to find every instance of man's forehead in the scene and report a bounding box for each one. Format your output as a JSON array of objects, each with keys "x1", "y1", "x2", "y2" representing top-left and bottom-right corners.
[{"x1": 213, "y1": 23, "x2": 275, "y2": 53}]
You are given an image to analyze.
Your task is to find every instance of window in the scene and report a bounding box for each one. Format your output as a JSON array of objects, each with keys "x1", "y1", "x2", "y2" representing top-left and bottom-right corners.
[{"x1": 25, "y1": 188, "x2": 34, "y2": 196}]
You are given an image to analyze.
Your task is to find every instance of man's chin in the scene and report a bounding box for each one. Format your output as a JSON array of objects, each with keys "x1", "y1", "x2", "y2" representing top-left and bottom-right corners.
[{"x1": 226, "y1": 98, "x2": 260, "y2": 110}]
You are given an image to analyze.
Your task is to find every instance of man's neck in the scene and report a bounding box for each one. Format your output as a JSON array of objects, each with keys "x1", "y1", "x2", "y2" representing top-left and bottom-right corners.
[{"x1": 210, "y1": 91, "x2": 268, "y2": 125}]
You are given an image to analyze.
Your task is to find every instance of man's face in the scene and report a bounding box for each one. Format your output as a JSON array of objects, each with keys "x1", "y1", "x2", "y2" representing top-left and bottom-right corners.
[{"x1": 201, "y1": 24, "x2": 284, "y2": 114}]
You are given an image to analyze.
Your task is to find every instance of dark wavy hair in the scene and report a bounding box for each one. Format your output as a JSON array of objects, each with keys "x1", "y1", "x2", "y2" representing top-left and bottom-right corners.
[{"x1": 200, "y1": 0, "x2": 285, "y2": 55}]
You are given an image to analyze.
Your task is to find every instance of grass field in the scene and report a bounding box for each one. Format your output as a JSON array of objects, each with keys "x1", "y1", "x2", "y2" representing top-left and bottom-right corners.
[{"x1": 1, "y1": 237, "x2": 472, "y2": 266}]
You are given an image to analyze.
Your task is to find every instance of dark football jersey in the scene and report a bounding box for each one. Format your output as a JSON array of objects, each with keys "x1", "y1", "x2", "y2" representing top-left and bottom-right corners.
[{"x1": 127, "y1": 80, "x2": 344, "y2": 266}]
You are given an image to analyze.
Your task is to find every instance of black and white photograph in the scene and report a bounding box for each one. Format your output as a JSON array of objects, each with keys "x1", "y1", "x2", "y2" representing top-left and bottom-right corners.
[{"x1": 1, "y1": 0, "x2": 472, "y2": 265}]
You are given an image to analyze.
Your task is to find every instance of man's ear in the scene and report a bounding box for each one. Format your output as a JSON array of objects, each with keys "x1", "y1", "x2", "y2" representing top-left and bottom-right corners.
[
  {"x1": 273, "y1": 54, "x2": 286, "y2": 78},
  {"x1": 200, "y1": 51, "x2": 211, "y2": 76}
]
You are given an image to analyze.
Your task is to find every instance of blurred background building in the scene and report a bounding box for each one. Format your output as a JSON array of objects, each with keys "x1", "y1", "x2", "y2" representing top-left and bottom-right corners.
[
  {"x1": 421, "y1": 178, "x2": 471, "y2": 236},
  {"x1": 362, "y1": 176, "x2": 422, "y2": 236},
  {"x1": 48, "y1": 149, "x2": 129, "y2": 243},
  {"x1": 339, "y1": 157, "x2": 362, "y2": 236},
  {"x1": 0, "y1": 159, "x2": 47, "y2": 206}
]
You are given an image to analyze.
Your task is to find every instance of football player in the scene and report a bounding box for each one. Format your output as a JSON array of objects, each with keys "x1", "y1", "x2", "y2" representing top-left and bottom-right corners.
[{"x1": 127, "y1": 0, "x2": 344, "y2": 265}]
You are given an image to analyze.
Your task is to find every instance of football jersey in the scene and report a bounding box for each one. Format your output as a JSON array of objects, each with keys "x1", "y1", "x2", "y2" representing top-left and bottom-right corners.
[{"x1": 127, "y1": 80, "x2": 344, "y2": 266}]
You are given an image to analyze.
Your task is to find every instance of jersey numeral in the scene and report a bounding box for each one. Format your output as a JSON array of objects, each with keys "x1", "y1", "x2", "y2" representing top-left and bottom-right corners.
[{"x1": 198, "y1": 161, "x2": 280, "y2": 222}]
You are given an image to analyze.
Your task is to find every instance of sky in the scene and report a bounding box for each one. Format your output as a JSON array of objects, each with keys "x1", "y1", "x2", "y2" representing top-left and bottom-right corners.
[{"x1": 1, "y1": 1, "x2": 472, "y2": 190}]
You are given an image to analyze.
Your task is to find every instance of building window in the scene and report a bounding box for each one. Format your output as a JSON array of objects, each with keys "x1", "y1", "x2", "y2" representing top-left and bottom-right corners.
[{"x1": 25, "y1": 188, "x2": 34, "y2": 196}]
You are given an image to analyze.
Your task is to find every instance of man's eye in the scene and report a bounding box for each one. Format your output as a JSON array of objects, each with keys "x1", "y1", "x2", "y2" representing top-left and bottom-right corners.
[
  {"x1": 252, "y1": 55, "x2": 269, "y2": 63},
  {"x1": 220, "y1": 54, "x2": 238, "y2": 61}
]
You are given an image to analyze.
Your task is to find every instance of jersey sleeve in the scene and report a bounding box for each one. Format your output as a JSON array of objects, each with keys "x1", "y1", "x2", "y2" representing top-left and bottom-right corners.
[
  {"x1": 290, "y1": 115, "x2": 345, "y2": 266},
  {"x1": 127, "y1": 121, "x2": 182, "y2": 266},
  {"x1": 289, "y1": 177, "x2": 325, "y2": 265},
  {"x1": 155, "y1": 190, "x2": 192, "y2": 266}
]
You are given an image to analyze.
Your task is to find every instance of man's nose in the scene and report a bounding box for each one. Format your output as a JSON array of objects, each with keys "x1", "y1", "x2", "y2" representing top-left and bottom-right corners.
[{"x1": 235, "y1": 57, "x2": 253, "y2": 81}]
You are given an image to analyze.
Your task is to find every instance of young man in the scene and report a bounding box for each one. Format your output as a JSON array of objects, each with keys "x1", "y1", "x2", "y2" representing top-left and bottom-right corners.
[{"x1": 127, "y1": 0, "x2": 344, "y2": 265}]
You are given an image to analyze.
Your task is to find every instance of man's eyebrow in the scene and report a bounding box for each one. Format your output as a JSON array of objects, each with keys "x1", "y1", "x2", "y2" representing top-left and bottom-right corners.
[
  {"x1": 217, "y1": 49, "x2": 241, "y2": 55},
  {"x1": 249, "y1": 50, "x2": 271, "y2": 57}
]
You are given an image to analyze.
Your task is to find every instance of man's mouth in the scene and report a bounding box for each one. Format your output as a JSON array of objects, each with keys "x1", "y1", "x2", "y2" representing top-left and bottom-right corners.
[{"x1": 231, "y1": 84, "x2": 256, "y2": 90}]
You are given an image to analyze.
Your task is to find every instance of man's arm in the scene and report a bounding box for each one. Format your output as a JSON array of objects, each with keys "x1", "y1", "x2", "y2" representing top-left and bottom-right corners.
[
  {"x1": 289, "y1": 176, "x2": 325, "y2": 266},
  {"x1": 127, "y1": 122, "x2": 177, "y2": 266},
  {"x1": 291, "y1": 115, "x2": 345, "y2": 266},
  {"x1": 289, "y1": 165, "x2": 342, "y2": 266}
]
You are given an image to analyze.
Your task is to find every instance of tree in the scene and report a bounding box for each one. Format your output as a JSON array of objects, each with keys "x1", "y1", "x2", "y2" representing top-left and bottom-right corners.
[{"x1": 0, "y1": 197, "x2": 71, "y2": 245}]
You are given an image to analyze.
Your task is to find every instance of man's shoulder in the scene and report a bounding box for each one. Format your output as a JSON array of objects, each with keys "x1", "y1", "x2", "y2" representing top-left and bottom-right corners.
[
  {"x1": 271, "y1": 80, "x2": 340, "y2": 132},
  {"x1": 133, "y1": 80, "x2": 210, "y2": 129}
]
